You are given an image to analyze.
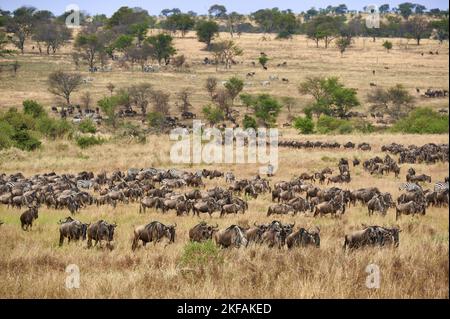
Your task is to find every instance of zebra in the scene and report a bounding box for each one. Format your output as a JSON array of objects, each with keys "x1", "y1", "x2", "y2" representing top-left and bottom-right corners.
[
  {"x1": 434, "y1": 182, "x2": 449, "y2": 192},
  {"x1": 399, "y1": 183, "x2": 423, "y2": 192},
  {"x1": 76, "y1": 180, "x2": 92, "y2": 190}
]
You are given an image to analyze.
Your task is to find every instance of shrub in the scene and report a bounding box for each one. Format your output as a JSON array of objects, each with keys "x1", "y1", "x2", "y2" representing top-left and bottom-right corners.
[
  {"x1": 0, "y1": 108, "x2": 35, "y2": 131},
  {"x1": 316, "y1": 115, "x2": 356, "y2": 134},
  {"x1": 119, "y1": 122, "x2": 147, "y2": 143},
  {"x1": 352, "y1": 118, "x2": 375, "y2": 133},
  {"x1": 242, "y1": 115, "x2": 257, "y2": 130},
  {"x1": 293, "y1": 116, "x2": 315, "y2": 134},
  {"x1": 12, "y1": 130, "x2": 41, "y2": 151},
  {"x1": 0, "y1": 133, "x2": 13, "y2": 150},
  {"x1": 78, "y1": 118, "x2": 97, "y2": 134},
  {"x1": 147, "y1": 112, "x2": 165, "y2": 129},
  {"x1": 75, "y1": 135, "x2": 105, "y2": 149},
  {"x1": 391, "y1": 108, "x2": 449, "y2": 134},
  {"x1": 202, "y1": 105, "x2": 224, "y2": 125},
  {"x1": 179, "y1": 240, "x2": 222, "y2": 268},
  {"x1": 36, "y1": 117, "x2": 72, "y2": 139},
  {"x1": 23, "y1": 100, "x2": 46, "y2": 118}
]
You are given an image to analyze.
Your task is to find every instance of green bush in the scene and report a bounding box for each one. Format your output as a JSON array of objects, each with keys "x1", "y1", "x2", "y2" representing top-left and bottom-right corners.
[
  {"x1": 147, "y1": 112, "x2": 165, "y2": 128},
  {"x1": 202, "y1": 105, "x2": 224, "y2": 125},
  {"x1": 12, "y1": 130, "x2": 41, "y2": 151},
  {"x1": 36, "y1": 117, "x2": 72, "y2": 139},
  {"x1": 242, "y1": 115, "x2": 257, "y2": 130},
  {"x1": 0, "y1": 133, "x2": 13, "y2": 150},
  {"x1": 316, "y1": 115, "x2": 347, "y2": 134},
  {"x1": 119, "y1": 122, "x2": 146, "y2": 143},
  {"x1": 75, "y1": 135, "x2": 105, "y2": 149},
  {"x1": 351, "y1": 118, "x2": 375, "y2": 133},
  {"x1": 0, "y1": 108, "x2": 35, "y2": 131},
  {"x1": 338, "y1": 122, "x2": 354, "y2": 134},
  {"x1": 293, "y1": 116, "x2": 315, "y2": 134},
  {"x1": 391, "y1": 107, "x2": 449, "y2": 134},
  {"x1": 179, "y1": 240, "x2": 223, "y2": 268},
  {"x1": 78, "y1": 118, "x2": 97, "y2": 134},
  {"x1": 23, "y1": 100, "x2": 46, "y2": 118}
]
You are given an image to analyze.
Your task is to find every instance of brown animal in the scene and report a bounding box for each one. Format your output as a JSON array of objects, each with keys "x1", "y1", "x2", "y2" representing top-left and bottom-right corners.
[
  {"x1": 132, "y1": 221, "x2": 176, "y2": 250},
  {"x1": 20, "y1": 206, "x2": 39, "y2": 231}
]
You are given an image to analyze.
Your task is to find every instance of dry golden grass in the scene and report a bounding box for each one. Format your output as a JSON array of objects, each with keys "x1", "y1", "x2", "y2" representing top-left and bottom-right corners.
[{"x1": 0, "y1": 32, "x2": 448, "y2": 299}]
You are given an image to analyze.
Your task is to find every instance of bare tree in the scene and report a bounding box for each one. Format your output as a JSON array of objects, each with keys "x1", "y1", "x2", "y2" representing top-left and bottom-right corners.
[
  {"x1": 48, "y1": 71, "x2": 83, "y2": 105},
  {"x1": 151, "y1": 90, "x2": 170, "y2": 115},
  {"x1": 205, "y1": 76, "x2": 218, "y2": 98},
  {"x1": 107, "y1": 83, "x2": 115, "y2": 96},
  {"x1": 80, "y1": 91, "x2": 92, "y2": 110},
  {"x1": 128, "y1": 83, "x2": 153, "y2": 118},
  {"x1": 177, "y1": 88, "x2": 192, "y2": 112},
  {"x1": 213, "y1": 89, "x2": 232, "y2": 115}
]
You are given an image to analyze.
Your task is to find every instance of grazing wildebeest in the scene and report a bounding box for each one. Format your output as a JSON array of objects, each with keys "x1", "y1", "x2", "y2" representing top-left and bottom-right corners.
[
  {"x1": 343, "y1": 227, "x2": 378, "y2": 250},
  {"x1": 313, "y1": 198, "x2": 343, "y2": 218},
  {"x1": 193, "y1": 200, "x2": 220, "y2": 218},
  {"x1": 286, "y1": 227, "x2": 320, "y2": 249},
  {"x1": 58, "y1": 217, "x2": 89, "y2": 246},
  {"x1": 396, "y1": 201, "x2": 425, "y2": 220},
  {"x1": 20, "y1": 206, "x2": 39, "y2": 231},
  {"x1": 189, "y1": 222, "x2": 218, "y2": 242},
  {"x1": 245, "y1": 223, "x2": 268, "y2": 244},
  {"x1": 131, "y1": 221, "x2": 176, "y2": 250},
  {"x1": 87, "y1": 220, "x2": 117, "y2": 249},
  {"x1": 267, "y1": 203, "x2": 293, "y2": 216},
  {"x1": 220, "y1": 203, "x2": 244, "y2": 217},
  {"x1": 214, "y1": 225, "x2": 248, "y2": 248}
]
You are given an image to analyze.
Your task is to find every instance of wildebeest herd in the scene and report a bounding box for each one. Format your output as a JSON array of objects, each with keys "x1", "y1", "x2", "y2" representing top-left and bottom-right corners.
[{"x1": 0, "y1": 141, "x2": 448, "y2": 252}]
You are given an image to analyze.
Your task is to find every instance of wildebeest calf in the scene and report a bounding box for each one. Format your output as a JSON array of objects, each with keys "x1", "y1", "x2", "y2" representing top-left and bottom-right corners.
[{"x1": 20, "y1": 206, "x2": 38, "y2": 231}]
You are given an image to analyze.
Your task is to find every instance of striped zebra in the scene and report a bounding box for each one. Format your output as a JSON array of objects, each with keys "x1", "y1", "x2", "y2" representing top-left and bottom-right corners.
[
  {"x1": 399, "y1": 183, "x2": 423, "y2": 192},
  {"x1": 76, "y1": 180, "x2": 92, "y2": 189},
  {"x1": 6, "y1": 181, "x2": 17, "y2": 189},
  {"x1": 434, "y1": 182, "x2": 449, "y2": 192}
]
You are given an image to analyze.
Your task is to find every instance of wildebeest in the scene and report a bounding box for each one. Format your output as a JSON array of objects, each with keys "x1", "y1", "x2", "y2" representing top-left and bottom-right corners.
[
  {"x1": 20, "y1": 206, "x2": 39, "y2": 231},
  {"x1": 220, "y1": 203, "x2": 244, "y2": 217},
  {"x1": 286, "y1": 227, "x2": 320, "y2": 249},
  {"x1": 267, "y1": 203, "x2": 293, "y2": 216},
  {"x1": 58, "y1": 216, "x2": 89, "y2": 246},
  {"x1": 244, "y1": 222, "x2": 268, "y2": 244},
  {"x1": 343, "y1": 227, "x2": 378, "y2": 250},
  {"x1": 214, "y1": 225, "x2": 248, "y2": 248},
  {"x1": 313, "y1": 198, "x2": 343, "y2": 218},
  {"x1": 87, "y1": 220, "x2": 117, "y2": 249},
  {"x1": 395, "y1": 201, "x2": 425, "y2": 220},
  {"x1": 261, "y1": 221, "x2": 294, "y2": 248},
  {"x1": 189, "y1": 222, "x2": 218, "y2": 242},
  {"x1": 132, "y1": 221, "x2": 176, "y2": 250}
]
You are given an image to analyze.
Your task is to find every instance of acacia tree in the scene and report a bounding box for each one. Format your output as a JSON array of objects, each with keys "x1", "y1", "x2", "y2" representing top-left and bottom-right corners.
[
  {"x1": 383, "y1": 40, "x2": 393, "y2": 52},
  {"x1": 367, "y1": 84, "x2": 415, "y2": 120},
  {"x1": 74, "y1": 31, "x2": 106, "y2": 69},
  {"x1": 33, "y1": 21, "x2": 71, "y2": 54},
  {"x1": 224, "y1": 77, "x2": 244, "y2": 107},
  {"x1": 177, "y1": 88, "x2": 192, "y2": 112},
  {"x1": 7, "y1": 6, "x2": 36, "y2": 54},
  {"x1": 151, "y1": 90, "x2": 170, "y2": 114},
  {"x1": 210, "y1": 40, "x2": 243, "y2": 69},
  {"x1": 195, "y1": 20, "x2": 219, "y2": 50},
  {"x1": 128, "y1": 83, "x2": 153, "y2": 118},
  {"x1": 205, "y1": 76, "x2": 218, "y2": 98},
  {"x1": 48, "y1": 71, "x2": 83, "y2": 105},
  {"x1": 299, "y1": 76, "x2": 360, "y2": 118},
  {"x1": 146, "y1": 33, "x2": 176, "y2": 65},
  {"x1": 406, "y1": 15, "x2": 430, "y2": 45},
  {"x1": 336, "y1": 37, "x2": 351, "y2": 57}
]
